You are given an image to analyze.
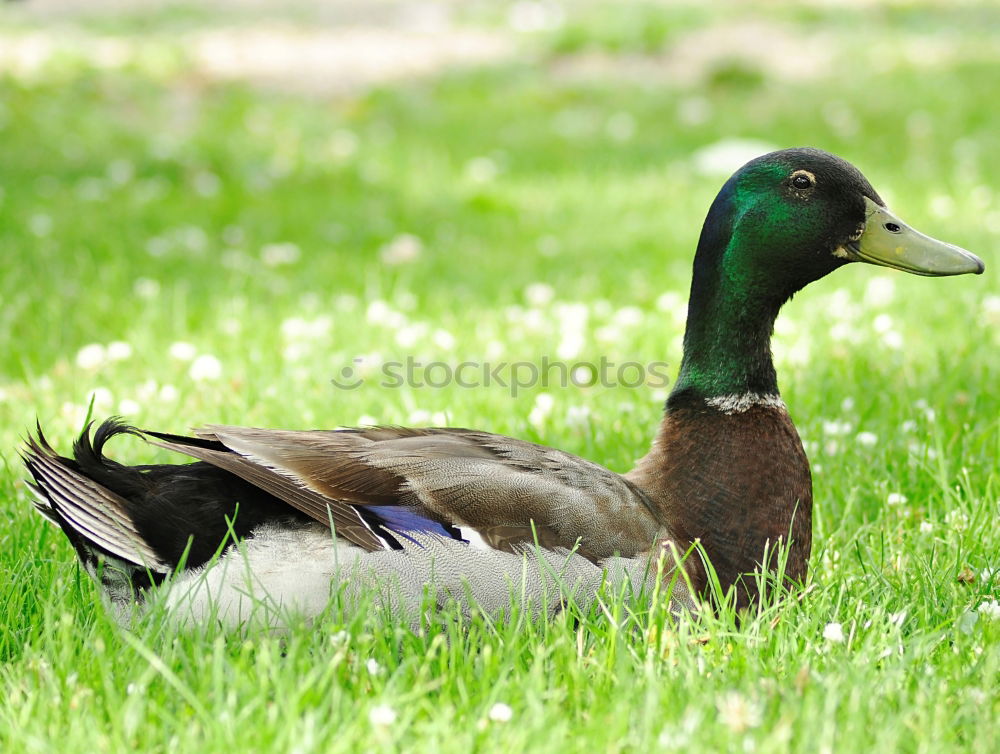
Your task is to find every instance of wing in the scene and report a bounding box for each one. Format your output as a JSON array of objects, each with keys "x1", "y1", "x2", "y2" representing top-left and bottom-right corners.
[{"x1": 147, "y1": 426, "x2": 663, "y2": 560}]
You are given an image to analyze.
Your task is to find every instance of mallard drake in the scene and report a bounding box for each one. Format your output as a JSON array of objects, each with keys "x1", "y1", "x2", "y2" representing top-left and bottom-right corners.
[{"x1": 23, "y1": 148, "x2": 984, "y2": 629}]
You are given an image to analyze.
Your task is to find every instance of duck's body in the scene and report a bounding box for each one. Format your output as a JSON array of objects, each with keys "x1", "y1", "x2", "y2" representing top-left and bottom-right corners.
[
  {"x1": 26, "y1": 422, "x2": 698, "y2": 627},
  {"x1": 23, "y1": 148, "x2": 984, "y2": 629}
]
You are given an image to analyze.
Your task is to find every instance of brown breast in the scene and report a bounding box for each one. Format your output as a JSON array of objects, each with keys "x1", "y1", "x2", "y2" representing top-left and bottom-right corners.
[{"x1": 626, "y1": 400, "x2": 812, "y2": 610}]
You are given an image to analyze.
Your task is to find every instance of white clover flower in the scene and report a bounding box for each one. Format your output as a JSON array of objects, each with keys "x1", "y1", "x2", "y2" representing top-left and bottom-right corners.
[
  {"x1": 919, "y1": 521, "x2": 934, "y2": 533},
  {"x1": 146, "y1": 236, "x2": 170, "y2": 257},
  {"x1": 61, "y1": 401, "x2": 87, "y2": 426},
  {"x1": 281, "y1": 316, "x2": 331, "y2": 340},
  {"x1": 887, "y1": 493, "x2": 908, "y2": 506},
  {"x1": 872, "y1": 314, "x2": 894, "y2": 334},
  {"x1": 368, "y1": 705, "x2": 396, "y2": 727},
  {"x1": 465, "y1": 156, "x2": 499, "y2": 183},
  {"x1": 133, "y1": 277, "x2": 161, "y2": 299},
  {"x1": 982, "y1": 295, "x2": 1000, "y2": 325},
  {"x1": 329, "y1": 630, "x2": 350, "y2": 646},
  {"x1": 137, "y1": 380, "x2": 158, "y2": 400},
  {"x1": 554, "y1": 302, "x2": 588, "y2": 331},
  {"x1": 929, "y1": 195, "x2": 954, "y2": 219},
  {"x1": 913, "y1": 399, "x2": 936, "y2": 422},
  {"x1": 566, "y1": 405, "x2": 591, "y2": 429},
  {"x1": 606, "y1": 111, "x2": 636, "y2": 142},
  {"x1": 715, "y1": 691, "x2": 762, "y2": 733},
  {"x1": 76, "y1": 343, "x2": 107, "y2": 370},
  {"x1": 168, "y1": 342, "x2": 197, "y2": 361},
  {"x1": 366, "y1": 300, "x2": 407, "y2": 328},
  {"x1": 89, "y1": 387, "x2": 113, "y2": 410},
  {"x1": 261, "y1": 242, "x2": 301, "y2": 267},
  {"x1": 828, "y1": 321, "x2": 853, "y2": 342},
  {"x1": 329, "y1": 129, "x2": 358, "y2": 159},
  {"x1": 432, "y1": 329, "x2": 456, "y2": 350},
  {"x1": 366, "y1": 658, "x2": 383, "y2": 676},
  {"x1": 408, "y1": 409, "x2": 433, "y2": 425},
  {"x1": 823, "y1": 622, "x2": 845, "y2": 643},
  {"x1": 106, "y1": 341, "x2": 133, "y2": 361},
  {"x1": 189, "y1": 354, "x2": 222, "y2": 381},
  {"x1": 282, "y1": 343, "x2": 309, "y2": 362},
  {"x1": 856, "y1": 431, "x2": 878, "y2": 448},
  {"x1": 945, "y1": 510, "x2": 969, "y2": 532},
  {"x1": 864, "y1": 277, "x2": 896, "y2": 307},
  {"x1": 537, "y1": 234, "x2": 560, "y2": 257},
  {"x1": 118, "y1": 399, "x2": 141, "y2": 416},
  {"x1": 959, "y1": 609, "x2": 978, "y2": 635},
  {"x1": 488, "y1": 702, "x2": 513, "y2": 723},
  {"x1": 107, "y1": 159, "x2": 134, "y2": 185},
  {"x1": 557, "y1": 332, "x2": 585, "y2": 360},
  {"x1": 822, "y1": 420, "x2": 853, "y2": 436},
  {"x1": 613, "y1": 306, "x2": 644, "y2": 326},
  {"x1": 595, "y1": 325, "x2": 623, "y2": 343},
  {"x1": 678, "y1": 96, "x2": 710, "y2": 127},
  {"x1": 379, "y1": 234, "x2": 422, "y2": 266},
  {"x1": 882, "y1": 331, "x2": 904, "y2": 350},
  {"x1": 178, "y1": 227, "x2": 206, "y2": 252},
  {"x1": 30, "y1": 213, "x2": 53, "y2": 237},
  {"x1": 529, "y1": 393, "x2": 554, "y2": 428},
  {"x1": 978, "y1": 600, "x2": 1000, "y2": 621},
  {"x1": 692, "y1": 138, "x2": 778, "y2": 178},
  {"x1": 395, "y1": 323, "x2": 428, "y2": 349},
  {"x1": 534, "y1": 393, "x2": 554, "y2": 413},
  {"x1": 193, "y1": 171, "x2": 221, "y2": 197},
  {"x1": 655, "y1": 291, "x2": 684, "y2": 315},
  {"x1": 524, "y1": 282, "x2": 555, "y2": 307}
]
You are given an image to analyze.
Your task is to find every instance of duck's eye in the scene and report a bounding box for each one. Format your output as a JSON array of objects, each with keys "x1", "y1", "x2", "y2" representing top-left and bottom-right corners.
[{"x1": 791, "y1": 173, "x2": 814, "y2": 190}]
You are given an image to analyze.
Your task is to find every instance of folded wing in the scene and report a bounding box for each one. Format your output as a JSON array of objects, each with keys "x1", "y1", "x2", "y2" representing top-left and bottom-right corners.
[{"x1": 149, "y1": 425, "x2": 663, "y2": 560}]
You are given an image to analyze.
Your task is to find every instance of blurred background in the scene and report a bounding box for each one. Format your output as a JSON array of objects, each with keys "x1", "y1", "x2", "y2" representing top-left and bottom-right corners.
[{"x1": 0, "y1": 0, "x2": 997, "y2": 467}]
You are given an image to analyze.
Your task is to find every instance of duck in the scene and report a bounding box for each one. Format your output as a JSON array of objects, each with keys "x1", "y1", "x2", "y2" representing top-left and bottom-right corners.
[{"x1": 23, "y1": 148, "x2": 985, "y2": 630}]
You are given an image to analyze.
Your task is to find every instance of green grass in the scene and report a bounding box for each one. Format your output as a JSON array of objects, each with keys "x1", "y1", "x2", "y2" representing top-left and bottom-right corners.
[{"x1": 1, "y1": 3, "x2": 998, "y2": 752}]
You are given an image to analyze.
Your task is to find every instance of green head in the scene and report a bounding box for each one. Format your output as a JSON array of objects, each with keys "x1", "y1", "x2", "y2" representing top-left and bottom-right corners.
[{"x1": 673, "y1": 147, "x2": 985, "y2": 401}]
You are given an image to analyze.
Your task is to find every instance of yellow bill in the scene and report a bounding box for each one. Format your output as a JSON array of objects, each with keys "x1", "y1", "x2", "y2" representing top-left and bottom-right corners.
[{"x1": 845, "y1": 197, "x2": 985, "y2": 276}]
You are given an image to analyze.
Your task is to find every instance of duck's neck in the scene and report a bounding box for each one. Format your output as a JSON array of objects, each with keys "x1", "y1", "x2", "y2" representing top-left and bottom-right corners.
[{"x1": 671, "y1": 258, "x2": 784, "y2": 403}]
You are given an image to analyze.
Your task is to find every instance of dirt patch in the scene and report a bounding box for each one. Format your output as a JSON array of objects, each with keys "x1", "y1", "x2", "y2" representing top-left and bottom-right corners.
[
  {"x1": 188, "y1": 26, "x2": 513, "y2": 94},
  {"x1": 0, "y1": 24, "x2": 515, "y2": 95},
  {"x1": 548, "y1": 21, "x2": 837, "y2": 87}
]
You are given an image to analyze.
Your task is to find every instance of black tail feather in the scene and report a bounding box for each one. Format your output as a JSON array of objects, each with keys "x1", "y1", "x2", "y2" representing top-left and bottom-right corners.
[{"x1": 25, "y1": 418, "x2": 312, "y2": 581}]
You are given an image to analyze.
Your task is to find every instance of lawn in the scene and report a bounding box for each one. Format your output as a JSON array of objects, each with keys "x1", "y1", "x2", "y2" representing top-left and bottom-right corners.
[{"x1": 0, "y1": 2, "x2": 997, "y2": 752}]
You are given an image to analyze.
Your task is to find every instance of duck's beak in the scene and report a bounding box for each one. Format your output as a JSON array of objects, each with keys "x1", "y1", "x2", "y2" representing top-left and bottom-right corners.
[{"x1": 844, "y1": 197, "x2": 985, "y2": 276}]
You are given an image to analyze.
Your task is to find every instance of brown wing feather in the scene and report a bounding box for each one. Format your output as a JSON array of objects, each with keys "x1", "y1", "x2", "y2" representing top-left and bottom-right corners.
[{"x1": 186, "y1": 425, "x2": 662, "y2": 559}]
